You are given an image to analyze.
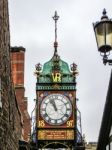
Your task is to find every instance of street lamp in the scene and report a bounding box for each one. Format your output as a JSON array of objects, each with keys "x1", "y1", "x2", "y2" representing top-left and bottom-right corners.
[{"x1": 93, "y1": 9, "x2": 112, "y2": 65}]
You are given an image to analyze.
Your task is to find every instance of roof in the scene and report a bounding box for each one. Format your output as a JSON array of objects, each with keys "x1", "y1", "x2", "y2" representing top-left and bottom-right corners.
[
  {"x1": 97, "y1": 71, "x2": 112, "y2": 150},
  {"x1": 42, "y1": 59, "x2": 71, "y2": 75},
  {"x1": 37, "y1": 52, "x2": 75, "y2": 83}
]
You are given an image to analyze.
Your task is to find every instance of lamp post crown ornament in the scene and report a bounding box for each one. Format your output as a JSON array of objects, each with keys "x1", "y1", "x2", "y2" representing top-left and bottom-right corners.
[
  {"x1": 103, "y1": 8, "x2": 106, "y2": 15},
  {"x1": 101, "y1": 8, "x2": 108, "y2": 20}
]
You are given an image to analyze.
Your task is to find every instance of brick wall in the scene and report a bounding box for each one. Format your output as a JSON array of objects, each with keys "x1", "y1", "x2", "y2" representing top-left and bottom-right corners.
[
  {"x1": 0, "y1": 0, "x2": 23, "y2": 149},
  {"x1": 11, "y1": 47, "x2": 31, "y2": 142}
]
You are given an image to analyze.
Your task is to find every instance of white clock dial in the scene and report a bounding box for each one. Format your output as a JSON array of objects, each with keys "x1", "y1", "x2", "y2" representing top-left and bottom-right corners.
[{"x1": 40, "y1": 93, "x2": 72, "y2": 125}]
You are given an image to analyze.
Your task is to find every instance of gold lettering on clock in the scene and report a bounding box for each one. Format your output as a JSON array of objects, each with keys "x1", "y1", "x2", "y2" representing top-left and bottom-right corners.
[
  {"x1": 67, "y1": 120, "x2": 73, "y2": 127},
  {"x1": 38, "y1": 120, "x2": 45, "y2": 127},
  {"x1": 52, "y1": 73, "x2": 61, "y2": 82}
]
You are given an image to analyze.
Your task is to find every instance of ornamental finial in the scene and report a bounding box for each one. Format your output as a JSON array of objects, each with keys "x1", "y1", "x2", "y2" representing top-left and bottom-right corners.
[
  {"x1": 103, "y1": 8, "x2": 106, "y2": 15},
  {"x1": 101, "y1": 8, "x2": 108, "y2": 20},
  {"x1": 52, "y1": 11, "x2": 59, "y2": 55}
]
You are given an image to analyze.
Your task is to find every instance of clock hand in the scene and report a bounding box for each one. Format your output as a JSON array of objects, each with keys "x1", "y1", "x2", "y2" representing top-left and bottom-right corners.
[
  {"x1": 49, "y1": 99, "x2": 57, "y2": 111},
  {"x1": 57, "y1": 109, "x2": 64, "y2": 115}
]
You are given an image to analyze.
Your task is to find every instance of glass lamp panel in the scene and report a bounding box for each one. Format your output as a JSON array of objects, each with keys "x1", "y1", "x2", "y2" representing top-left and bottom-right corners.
[
  {"x1": 110, "y1": 142, "x2": 112, "y2": 150},
  {"x1": 106, "y1": 144, "x2": 109, "y2": 150},
  {"x1": 110, "y1": 126, "x2": 112, "y2": 136},
  {"x1": 95, "y1": 23, "x2": 105, "y2": 52},
  {"x1": 106, "y1": 22, "x2": 112, "y2": 49}
]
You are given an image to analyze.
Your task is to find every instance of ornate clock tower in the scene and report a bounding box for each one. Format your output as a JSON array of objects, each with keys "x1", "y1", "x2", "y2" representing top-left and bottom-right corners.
[{"x1": 34, "y1": 11, "x2": 84, "y2": 149}]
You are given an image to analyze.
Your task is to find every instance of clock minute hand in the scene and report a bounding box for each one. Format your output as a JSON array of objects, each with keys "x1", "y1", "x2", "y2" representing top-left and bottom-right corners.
[{"x1": 50, "y1": 99, "x2": 57, "y2": 111}]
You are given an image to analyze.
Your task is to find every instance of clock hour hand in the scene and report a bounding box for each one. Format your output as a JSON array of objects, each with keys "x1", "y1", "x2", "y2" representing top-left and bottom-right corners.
[{"x1": 49, "y1": 99, "x2": 57, "y2": 111}]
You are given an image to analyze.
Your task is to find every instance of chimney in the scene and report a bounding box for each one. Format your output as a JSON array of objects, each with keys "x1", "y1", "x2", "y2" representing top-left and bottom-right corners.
[{"x1": 10, "y1": 46, "x2": 25, "y2": 87}]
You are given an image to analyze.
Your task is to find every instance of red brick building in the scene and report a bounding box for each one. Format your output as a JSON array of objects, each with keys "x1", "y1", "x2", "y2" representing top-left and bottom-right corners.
[{"x1": 10, "y1": 46, "x2": 31, "y2": 142}]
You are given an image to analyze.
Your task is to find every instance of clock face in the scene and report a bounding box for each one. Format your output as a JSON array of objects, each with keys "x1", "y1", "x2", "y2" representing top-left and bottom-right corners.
[{"x1": 40, "y1": 93, "x2": 72, "y2": 125}]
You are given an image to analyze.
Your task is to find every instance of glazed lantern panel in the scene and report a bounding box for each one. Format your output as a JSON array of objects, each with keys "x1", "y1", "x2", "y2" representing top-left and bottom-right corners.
[{"x1": 94, "y1": 21, "x2": 112, "y2": 53}]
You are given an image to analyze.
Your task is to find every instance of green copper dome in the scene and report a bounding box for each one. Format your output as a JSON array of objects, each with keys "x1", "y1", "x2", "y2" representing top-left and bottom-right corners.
[
  {"x1": 42, "y1": 59, "x2": 71, "y2": 74},
  {"x1": 37, "y1": 53, "x2": 74, "y2": 83}
]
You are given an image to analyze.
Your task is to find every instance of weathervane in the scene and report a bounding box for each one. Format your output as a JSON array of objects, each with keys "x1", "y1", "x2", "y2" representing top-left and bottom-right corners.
[{"x1": 52, "y1": 11, "x2": 59, "y2": 55}]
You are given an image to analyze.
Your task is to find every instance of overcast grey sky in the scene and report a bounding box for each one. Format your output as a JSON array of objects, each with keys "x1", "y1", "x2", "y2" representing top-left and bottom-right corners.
[{"x1": 9, "y1": 0, "x2": 112, "y2": 142}]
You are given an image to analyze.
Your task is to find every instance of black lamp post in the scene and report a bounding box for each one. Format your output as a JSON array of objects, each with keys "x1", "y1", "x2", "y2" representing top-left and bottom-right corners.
[{"x1": 93, "y1": 9, "x2": 112, "y2": 65}]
